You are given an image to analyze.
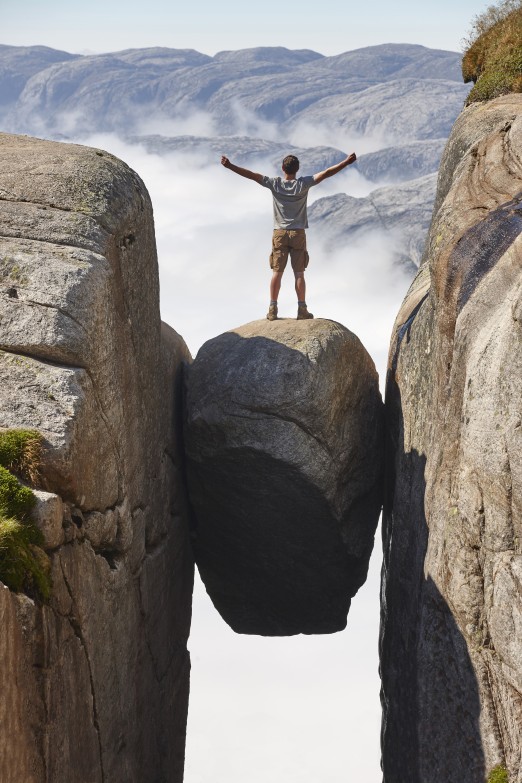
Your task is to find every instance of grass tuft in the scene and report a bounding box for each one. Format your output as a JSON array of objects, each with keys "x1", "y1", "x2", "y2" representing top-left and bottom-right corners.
[
  {"x1": 0, "y1": 465, "x2": 36, "y2": 519},
  {"x1": 462, "y1": 1, "x2": 522, "y2": 104},
  {"x1": 0, "y1": 514, "x2": 51, "y2": 602},
  {"x1": 0, "y1": 428, "x2": 42, "y2": 485},
  {"x1": 0, "y1": 429, "x2": 51, "y2": 602}
]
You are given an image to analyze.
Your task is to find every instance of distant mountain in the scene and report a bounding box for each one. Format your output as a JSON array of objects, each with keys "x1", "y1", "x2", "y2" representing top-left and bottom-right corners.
[
  {"x1": 309, "y1": 174, "x2": 437, "y2": 270},
  {"x1": 0, "y1": 43, "x2": 467, "y2": 137},
  {"x1": 128, "y1": 134, "x2": 348, "y2": 173},
  {"x1": 354, "y1": 140, "x2": 446, "y2": 183},
  {"x1": 0, "y1": 42, "x2": 470, "y2": 268},
  {"x1": 0, "y1": 44, "x2": 78, "y2": 105},
  {"x1": 282, "y1": 79, "x2": 468, "y2": 141}
]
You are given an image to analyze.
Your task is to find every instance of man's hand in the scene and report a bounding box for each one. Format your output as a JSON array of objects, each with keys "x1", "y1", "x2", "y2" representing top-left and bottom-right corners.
[
  {"x1": 313, "y1": 153, "x2": 357, "y2": 184},
  {"x1": 220, "y1": 156, "x2": 263, "y2": 183}
]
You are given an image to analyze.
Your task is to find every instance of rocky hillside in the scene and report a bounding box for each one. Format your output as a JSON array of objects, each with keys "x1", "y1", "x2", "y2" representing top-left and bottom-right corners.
[
  {"x1": 381, "y1": 94, "x2": 522, "y2": 783},
  {"x1": 0, "y1": 43, "x2": 471, "y2": 270},
  {"x1": 0, "y1": 134, "x2": 193, "y2": 783},
  {"x1": 0, "y1": 43, "x2": 465, "y2": 138}
]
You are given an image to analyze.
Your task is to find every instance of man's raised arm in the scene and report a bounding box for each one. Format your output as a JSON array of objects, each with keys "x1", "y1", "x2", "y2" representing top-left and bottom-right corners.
[
  {"x1": 313, "y1": 153, "x2": 357, "y2": 184},
  {"x1": 221, "y1": 156, "x2": 263, "y2": 184}
]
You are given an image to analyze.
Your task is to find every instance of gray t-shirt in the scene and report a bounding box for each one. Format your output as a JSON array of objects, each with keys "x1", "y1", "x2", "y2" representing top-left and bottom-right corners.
[{"x1": 260, "y1": 175, "x2": 316, "y2": 229}]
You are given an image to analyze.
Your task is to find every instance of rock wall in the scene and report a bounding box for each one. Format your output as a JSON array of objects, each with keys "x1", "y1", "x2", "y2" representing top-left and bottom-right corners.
[
  {"x1": 185, "y1": 319, "x2": 383, "y2": 635},
  {"x1": 381, "y1": 95, "x2": 522, "y2": 782},
  {"x1": 0, "y1": 134, "x2": 194, "y2": 783}
]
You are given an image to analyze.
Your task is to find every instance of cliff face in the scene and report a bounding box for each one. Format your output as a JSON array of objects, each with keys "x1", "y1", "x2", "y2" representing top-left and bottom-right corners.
[
  {"x1": 0, "y1": 134, "x2": 193, "y2": 783},
  {"x1": 381, "y1": 95, "x2": 522, "y2": 782},
  {"x1": 185, "y1": 319, "x2": 383, "y2": 635}
]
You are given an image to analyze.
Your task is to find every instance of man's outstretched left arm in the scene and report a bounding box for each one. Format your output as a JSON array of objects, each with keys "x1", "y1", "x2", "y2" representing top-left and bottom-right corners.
[
  {"x1": 313, "y1": 153, "x2": 357, "y2": 184},
  {"x1": 221, "y1": 156, "x2": 263, "y2": 184}
]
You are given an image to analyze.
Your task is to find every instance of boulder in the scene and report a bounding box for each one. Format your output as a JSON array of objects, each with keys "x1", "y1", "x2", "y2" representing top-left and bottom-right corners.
[
  {"x1": 0, "y1": 133, "x2": 193, "y2": 783},
  {"x1": 381, "y1": 95, "x2": 522, "y2": 783},
  {"x1": 184, "y1": 318, "x2": 383, "y2": 635}
]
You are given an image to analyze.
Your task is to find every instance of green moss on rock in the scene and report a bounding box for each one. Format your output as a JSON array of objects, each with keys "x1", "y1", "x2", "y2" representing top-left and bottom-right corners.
[{"x1": 488, "y1": 765, "x2": 509, "y2": 783}]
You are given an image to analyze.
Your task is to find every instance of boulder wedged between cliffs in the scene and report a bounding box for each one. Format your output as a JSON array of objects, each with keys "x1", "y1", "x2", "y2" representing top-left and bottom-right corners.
[{"x1": 184, "y1": 318, "x2": 384, "y2": 636}]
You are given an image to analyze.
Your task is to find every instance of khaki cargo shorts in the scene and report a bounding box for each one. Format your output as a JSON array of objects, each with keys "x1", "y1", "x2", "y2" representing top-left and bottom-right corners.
[{"x1": 269, "y1": 229, "x2": 309, "y2": 274}]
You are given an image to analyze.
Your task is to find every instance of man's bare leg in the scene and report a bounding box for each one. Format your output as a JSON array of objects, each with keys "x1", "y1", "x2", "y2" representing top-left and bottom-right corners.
[
  {"x1": 267, "y1": 270, "x2": 283, "y2": 320},
  {"x1": 295, "y1": 271, "x2": 313, "y2": 319},
  {"x1": 294, "y1": 272, "x2": 306, "y2": 302},
  {"x1": 270, "y1": 270, "x2": 283, "y2": 301}
]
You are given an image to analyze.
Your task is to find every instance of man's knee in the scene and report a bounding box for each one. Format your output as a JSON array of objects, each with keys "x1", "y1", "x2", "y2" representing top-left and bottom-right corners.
[{"x1": 293, "y1": 270, "x2": 305, "y2": 280}]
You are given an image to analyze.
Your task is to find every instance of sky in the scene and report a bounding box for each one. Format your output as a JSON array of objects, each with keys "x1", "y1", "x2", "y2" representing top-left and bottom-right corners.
[
  {"x1": 3, "y1": 0, "x2": 488, "y2": 56},
  {"x1": 1, "y1": 1, "x2": 486, "y2": 781}
]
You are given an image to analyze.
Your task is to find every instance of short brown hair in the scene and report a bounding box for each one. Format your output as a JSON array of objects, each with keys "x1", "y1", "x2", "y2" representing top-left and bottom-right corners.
[{"x1": 282, "y1": 155, "x2": 300, "y2": 175}]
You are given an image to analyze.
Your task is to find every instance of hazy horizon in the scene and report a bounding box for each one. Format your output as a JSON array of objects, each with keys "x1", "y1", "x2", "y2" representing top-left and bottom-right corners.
[{"x1": 2, "y1": 0, "x2": 486, "y2": 56}]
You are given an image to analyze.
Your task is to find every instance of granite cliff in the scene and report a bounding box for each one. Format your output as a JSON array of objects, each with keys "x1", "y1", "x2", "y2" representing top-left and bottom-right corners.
[
  {"x1": 381, "y1": 95, "x2": 522, "y2": 782},
  {"x1": 0, "y1": 134, "x2": 193, "y2": 783}
]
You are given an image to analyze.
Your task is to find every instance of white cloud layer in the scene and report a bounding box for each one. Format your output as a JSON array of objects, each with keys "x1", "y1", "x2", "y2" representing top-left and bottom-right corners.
[
  {"x1": 80, "y1": 132, "x2": 410, "y2": 369},
  {"x1": 77, "y1": 129, "x2": 413, "y2": 783}
]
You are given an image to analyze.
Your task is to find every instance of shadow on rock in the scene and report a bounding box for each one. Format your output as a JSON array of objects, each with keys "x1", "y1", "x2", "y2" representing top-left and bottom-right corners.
[{"x1": 380, "y1": 366, "x2": 485, "y2": 783}]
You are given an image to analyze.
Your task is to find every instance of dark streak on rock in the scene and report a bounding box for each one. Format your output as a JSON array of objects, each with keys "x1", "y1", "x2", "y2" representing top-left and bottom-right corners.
[
  {"x1": 390, "y1": 291, "x2": 430, "y2": 374},
  {"x1": 449, "y1": 192, "x2": 522, "y2": 314}
]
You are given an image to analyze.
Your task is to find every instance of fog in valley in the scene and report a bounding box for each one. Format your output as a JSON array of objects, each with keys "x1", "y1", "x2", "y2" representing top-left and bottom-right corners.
[
  {"x1": 75, "y1": 123, "x2": 409, "y2": 783},
  {"x1": 79, "y1": 130, "x2": 411, "y2": 368},
  {"x1": 0, "y1": 41, "x2": 471, "y2": 781}
]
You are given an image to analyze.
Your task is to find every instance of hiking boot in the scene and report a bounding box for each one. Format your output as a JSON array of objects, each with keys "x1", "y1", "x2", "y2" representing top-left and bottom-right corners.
[
  {"x1": 297, "y1": 304, "x2": 314, "y2": 320},
  {"x1": 266, "y1": 303, "x2": 278, "y2": 321}
]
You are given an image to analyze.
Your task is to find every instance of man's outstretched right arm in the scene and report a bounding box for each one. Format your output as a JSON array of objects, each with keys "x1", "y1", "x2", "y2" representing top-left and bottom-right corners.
[
  {"x1": 313, "y1": 153, "x2": 357, "y2": 184},
  {"x1": 221, "y1": 156, "x2": 263, "y2": 184}
]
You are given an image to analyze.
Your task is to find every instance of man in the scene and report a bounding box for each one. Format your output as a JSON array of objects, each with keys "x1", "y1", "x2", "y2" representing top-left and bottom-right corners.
[{"x1": 220, "y1": 151, "x2": 357, "y2": 320}]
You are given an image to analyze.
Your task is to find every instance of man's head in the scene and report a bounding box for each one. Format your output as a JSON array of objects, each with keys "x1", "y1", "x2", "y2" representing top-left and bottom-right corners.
[{"x1": 282, "y1": 155, "x2": 300, "y2": 176}]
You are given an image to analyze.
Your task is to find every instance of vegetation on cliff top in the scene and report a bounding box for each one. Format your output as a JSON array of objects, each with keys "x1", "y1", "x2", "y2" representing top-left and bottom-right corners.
[
  {"x1": 462, "y1": 0, "x2": 522, "y2": 104},
  {"x1": 0, "y1": 429, "x2": 51, "y2": 602}
]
